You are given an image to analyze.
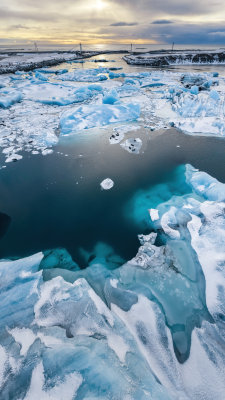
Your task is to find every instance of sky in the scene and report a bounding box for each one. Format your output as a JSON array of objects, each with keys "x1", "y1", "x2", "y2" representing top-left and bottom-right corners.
[{"x1": 1, "y1": 0, "x2": 225, "y2": 46}]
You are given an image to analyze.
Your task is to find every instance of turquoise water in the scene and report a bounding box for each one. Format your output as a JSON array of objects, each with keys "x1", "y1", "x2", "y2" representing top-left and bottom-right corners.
[{"x1": 1, "y1": 127, "x2": 225, "y2": 267}]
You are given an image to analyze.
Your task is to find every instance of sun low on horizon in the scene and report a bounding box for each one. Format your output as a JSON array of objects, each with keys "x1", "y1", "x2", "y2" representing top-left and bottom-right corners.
[{"x1": 0, "y1": 0, "x2": 225, "y2": 46}]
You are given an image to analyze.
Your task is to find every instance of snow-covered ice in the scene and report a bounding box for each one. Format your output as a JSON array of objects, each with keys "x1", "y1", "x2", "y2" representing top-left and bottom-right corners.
[
  {"x1": 60, "y1": 103, "x2": 140, "y2": 134},
  {"x1": 120, "y1": 137, "x2": 142, "y2": 153}
]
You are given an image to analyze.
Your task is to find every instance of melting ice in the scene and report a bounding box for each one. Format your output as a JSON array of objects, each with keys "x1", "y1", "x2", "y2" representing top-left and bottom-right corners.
[{"x1": 0, "y1": 165, "x2": 225, "y2": 399}]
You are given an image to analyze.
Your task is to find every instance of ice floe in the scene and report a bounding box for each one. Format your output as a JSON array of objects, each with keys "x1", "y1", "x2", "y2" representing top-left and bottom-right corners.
[
  {"x1": 60, "y1": 68, "x2": 108, "y2": 82},
  {"x1": 120, "y1": 137, "x2": 142, "y2": 154}
]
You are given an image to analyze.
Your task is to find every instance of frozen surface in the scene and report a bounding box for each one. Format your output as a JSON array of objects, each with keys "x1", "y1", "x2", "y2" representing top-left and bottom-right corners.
[
  {"x1": 0, "y1": 52, "x2": 81, "y2": 74},
  {"x1": 60, "y1": 103, "x2": 140, "y2": 134},
  {"x1": 2, "y1": 53, "x2": 225, "y2": 165}
]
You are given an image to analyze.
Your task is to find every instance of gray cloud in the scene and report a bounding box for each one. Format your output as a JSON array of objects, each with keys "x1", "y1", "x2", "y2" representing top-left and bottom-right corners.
[
  {"x1": 110, "y1": 22, "x2": 138, "y2": 26},
  {"x1": 1, "y1": 0, "x2": 225, "y2": 45},
  {"x1": 9, "y1": 24, "x2": 30, "y2": 29},
  {"x1": 152, "y1": 20, "x2": 174, "y2": 24}
]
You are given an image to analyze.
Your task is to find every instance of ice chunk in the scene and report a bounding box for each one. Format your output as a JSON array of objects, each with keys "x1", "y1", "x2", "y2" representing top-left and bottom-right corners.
[
  {"x1": 5, "y1": 153, "x2": 23, "y2": 163},
  {"x1": 60, "y1": 103, "x2": 140, "y2": 134},
  {"x1": 35, "y1": 68, "x2": 68, "y2": 74},
  {"x1": 109, "y1": 124, "x2": 140, "y2": 144},
  {"x1": 120, "y1": 138, "x2": 142, "y2": 154},
  {"x1": 102, "y1": 89, "x2": 119, "y2": 105},
  {"x1": 108, "y1": 71, "x2": 125, "y2": 79},
  {"x1": 190, "y1": 85, "x2": 199, "y2": 95},
  {"x1": 149, "y1": 208, "x2": 159, "y2": 221},
  {"x1": 185, "y1": 164, "x2": 225, "y2": 201},
  {"x1": 23, "y1": 82, "x2": 103, "y2": 106},
  {"x1": 100, "y1": 178, "x2": 114, "y2": 190},
  {"x1": 0, "y1": 89, "x2": 22, "y2": 108},
  {"x1": 60, "y1": 68, "x2": 108, "y2": 82},
  {"x1": 34, "y1": 71, "x2": 48, "y2": 81}
]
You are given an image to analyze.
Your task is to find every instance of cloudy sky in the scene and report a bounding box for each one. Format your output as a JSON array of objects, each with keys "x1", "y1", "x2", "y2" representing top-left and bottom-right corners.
[{"x1": 1, "y1": 0, "x2": 225, "y2": 46}]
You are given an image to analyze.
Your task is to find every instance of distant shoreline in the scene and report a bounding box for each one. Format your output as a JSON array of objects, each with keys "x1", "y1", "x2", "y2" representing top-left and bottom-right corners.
[
  {"x1": 0, "y1": 50, "x2": 128, "y2": 74},
  {"x1": 1, "y1": 49, "x2": 225, "y2": 74}
]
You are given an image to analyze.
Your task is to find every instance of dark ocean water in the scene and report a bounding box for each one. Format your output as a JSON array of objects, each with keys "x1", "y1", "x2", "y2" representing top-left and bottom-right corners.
[{"x1": 1, "y1": 127, "x2": 225, "y2": 267}]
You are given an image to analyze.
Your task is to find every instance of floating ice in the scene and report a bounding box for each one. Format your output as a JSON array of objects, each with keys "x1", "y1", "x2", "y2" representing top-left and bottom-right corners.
[
  {"x1": 102, "y1": 89, "x2": 119, "y2": 105},
  {"x1": 60, "y1": 68, "x2": 108, "y2": 82},
  {"x1": 1, "y1": 166, "x2": 225, "y2": 398},
  {"x1": 35, "y1": 68, "x2": 68, "y2": 74},
  {"x1": 109, "y1": 71, "x2": 125, "y2": 79},
  {"x1": 5, "y1": 153, "x2": 23, "y2": 163},
  {"x1": 171, "y1": 84, "x2": 225, "y2": 136},
  {"x1": 120, "y1": 138, "x2": 142, "y2": 154},
  {"x1": 100, "y1": 178, "x2": 114, "y2": 190},
  {"x1": 149, "y1": 208, "x2": 159, "y2": 221},
  {"x1": 60, "y1": 103, "x2": 140, "y2": 134},
  {"x1": 23, "y1": 82, "x2": 103, "y2": 106},
  {"x1": 109, "y1": 124, "x2": 140, "y2": 144},
  {"x1": 34, "y1": 71, "x2": 48, "y2": 81}
]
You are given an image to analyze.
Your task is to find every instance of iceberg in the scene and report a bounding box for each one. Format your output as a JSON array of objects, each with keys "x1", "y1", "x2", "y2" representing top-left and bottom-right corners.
[
  {"x1": 170, "y1": 85, "x2": 225, "y2": 136},
  {"x1": 60, "y1": 103, "x2": 140, "y2": 134}
]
